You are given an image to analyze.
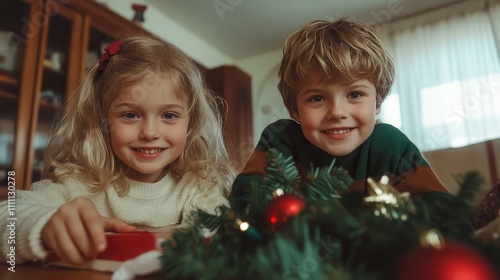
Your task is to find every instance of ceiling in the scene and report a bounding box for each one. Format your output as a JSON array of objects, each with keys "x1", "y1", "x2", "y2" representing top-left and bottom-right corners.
[{"x1": 147, "y1": 0, "x2": 462, "y2": 60}]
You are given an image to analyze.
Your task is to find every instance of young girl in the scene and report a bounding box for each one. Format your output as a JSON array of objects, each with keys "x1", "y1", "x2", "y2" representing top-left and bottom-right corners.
[{"x1": 0, "y1": 35, "x2": 235, "y2": 266}]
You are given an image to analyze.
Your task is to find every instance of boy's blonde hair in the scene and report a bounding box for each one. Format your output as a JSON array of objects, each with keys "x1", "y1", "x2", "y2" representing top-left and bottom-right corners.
[
  {"x1": 41, "y1": 34, "x2": 235, "y2": 195},
  {"x1": 278, "y1": 17, "x2": 395, "y2": 117}
]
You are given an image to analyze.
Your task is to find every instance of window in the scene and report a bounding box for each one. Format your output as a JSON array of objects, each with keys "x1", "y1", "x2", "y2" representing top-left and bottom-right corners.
[{"x1": 379, "y1": 3, "x2": 500, "y2": 151}]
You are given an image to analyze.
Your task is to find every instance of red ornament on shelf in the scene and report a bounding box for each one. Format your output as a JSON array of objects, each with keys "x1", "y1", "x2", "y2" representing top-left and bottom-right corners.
[
  {"x1": 266, "y1": 192, "x2": 305, "y2": 228},
  {"x1": 394, "y1": 241, "x2": 498, "y2": 280}
]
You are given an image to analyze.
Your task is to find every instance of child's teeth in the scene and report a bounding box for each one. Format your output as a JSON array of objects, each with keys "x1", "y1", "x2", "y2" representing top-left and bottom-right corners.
[
  {"x1": 137, "y1": 149, "x2": 160, "y2": 154},
  {"x1": 326, "y1": 129, "x2": 349, "y2": 134}
]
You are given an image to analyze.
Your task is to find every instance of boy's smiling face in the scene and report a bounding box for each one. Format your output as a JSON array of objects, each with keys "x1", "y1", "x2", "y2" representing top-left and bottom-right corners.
[{"x1": 293, "y1": 70, "x2": 380, "y2": 156}]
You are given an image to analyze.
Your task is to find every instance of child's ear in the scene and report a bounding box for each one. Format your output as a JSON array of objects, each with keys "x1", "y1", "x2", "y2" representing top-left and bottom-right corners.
[
  {"x1": 292, "y1": 111, "x2": 301, "y2": 124},
  {"x1": 375, "y1": 106, "x2": 381, "y2": 115}
]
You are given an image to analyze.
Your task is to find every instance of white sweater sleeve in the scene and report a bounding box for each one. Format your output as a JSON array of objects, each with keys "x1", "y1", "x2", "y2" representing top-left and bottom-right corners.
[{"x1": 0, "y1": 179, "x2": 81, "y2": 263}]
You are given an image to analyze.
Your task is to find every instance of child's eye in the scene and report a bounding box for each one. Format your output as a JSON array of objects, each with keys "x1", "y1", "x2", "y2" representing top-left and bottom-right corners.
[
  {"x1": 308, "y1": 96, "x2": 324, "y2": 103},
  {"x1": 163, "y1": 112, "x2": 178, "y2": 119},
  {"x1": 121, "y1": 112, "x2": 139, "y2": 119},
  {"x1": 347, "y1": 91, "x2": 363, "y2": 99}
]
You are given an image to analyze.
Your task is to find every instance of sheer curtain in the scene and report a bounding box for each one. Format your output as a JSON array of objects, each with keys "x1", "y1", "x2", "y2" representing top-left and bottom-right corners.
[{"x1": 378, "y1": 0, "x2": 500, "y2": 152}]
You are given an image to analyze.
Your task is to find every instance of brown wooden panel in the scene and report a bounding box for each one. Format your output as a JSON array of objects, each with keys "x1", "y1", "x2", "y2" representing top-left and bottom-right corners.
[{"x1": 206, "y1": 66, "x2": 253, "y2": 171}]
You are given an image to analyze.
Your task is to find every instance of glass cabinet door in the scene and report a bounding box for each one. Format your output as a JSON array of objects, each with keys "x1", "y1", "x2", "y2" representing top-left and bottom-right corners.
[
  {"x1": 0, "y1": 0, "x2": 30, "y2": 189},
  {"x1": 31, "y1": 12, "x2": 72, "y2": 182},
  {"x1": 87, "y1": 27, "x2": 113, "y2": 71},
  {"x1": 29, "y1": 2, "x2": 83, "y2": 184}
]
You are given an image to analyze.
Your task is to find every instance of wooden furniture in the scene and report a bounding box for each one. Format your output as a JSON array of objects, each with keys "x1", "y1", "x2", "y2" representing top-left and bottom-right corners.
[
  {"x1": 0, "y1": 0, "x2": 252, "y2": 198},
  {"x1": 206, "y1": 66, "x2": 253, "y2": 171},
  {"x1": 485, "y1": 140, "x2": 498, "y2": 186},
  {"x1": 0, "y1": 263, "x2": 161, "y2": 280}
]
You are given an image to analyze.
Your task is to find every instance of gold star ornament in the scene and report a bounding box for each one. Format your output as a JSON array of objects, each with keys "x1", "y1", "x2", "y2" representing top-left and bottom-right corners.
[{"x1": 363, "y1": 175, "x2": 413, "y2": 220}]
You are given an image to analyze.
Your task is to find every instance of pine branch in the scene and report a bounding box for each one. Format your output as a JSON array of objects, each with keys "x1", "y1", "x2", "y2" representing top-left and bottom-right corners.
[
  {"x1": 264, "y1": 148, "x2": 301, "y2": 192},
  {"x1": 195, "y1": 205, "x2": 229, "y2": 231},
  {"x1": 242, "y1": 148, "x2": 303, "y2": 216},
  {"x1": 303, "y1": 159, "x2": 353, "y2": 201},
  {"x1": 453, "y1": 171, "x2": 485, "y2": 207},
  {"x1": 248, "y1": 217, "x2": 340, "y2": 280}
]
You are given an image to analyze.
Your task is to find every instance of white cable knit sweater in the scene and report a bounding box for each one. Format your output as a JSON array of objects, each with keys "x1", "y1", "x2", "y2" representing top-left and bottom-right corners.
[{"x1": 0, "y1": 172, "x2": 229, "y2": 264}]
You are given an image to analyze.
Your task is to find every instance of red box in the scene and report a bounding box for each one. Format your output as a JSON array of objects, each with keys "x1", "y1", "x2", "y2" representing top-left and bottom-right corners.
[{"x1": 45, "y1": 231, "x2": 162, "y2": 272}]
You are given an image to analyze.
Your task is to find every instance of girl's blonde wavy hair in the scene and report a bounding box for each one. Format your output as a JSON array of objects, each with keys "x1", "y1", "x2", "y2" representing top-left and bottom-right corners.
[
  {"x1": 41, "y1": 34, "x2": 235, "y2": 196},
  {"x1": 278, "y1": 17, "x2": 395, "y2": 117}
]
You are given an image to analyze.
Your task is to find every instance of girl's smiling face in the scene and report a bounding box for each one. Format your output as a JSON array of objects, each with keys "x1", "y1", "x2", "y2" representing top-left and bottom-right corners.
[
  {"x1": 107, "y1": 73, "x2": 189, "y2": 182},
  {"x1": 293, "y1": 70, "x2": 380, "y2": 157}
]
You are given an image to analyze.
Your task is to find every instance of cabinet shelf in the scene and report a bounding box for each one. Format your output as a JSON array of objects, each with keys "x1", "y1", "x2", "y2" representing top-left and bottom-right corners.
[
  {"x1": 43, "y1": 60, "x2": 65, "y2": 76},
  {"x1": 0, "y1": 90, "x2": 17, "y2": 100},
  {"x1": 39, "y1": 100, "x2": 61, "y2": 110},
  {"x1": 0, "y1": 73, "x2": 19, "y2": 86},
  {"x1": 0, "y1": 91, "x2": 17, "y2": 118},
  {"x1": 40, "y1": 100, "x2": 61, "y2": 111},
  {"x1": 38, "y1": 100, "x2": 62, "y2": 123},
  {"x1": 0, "y1": 73, "x2": 20, "y2": 94}
]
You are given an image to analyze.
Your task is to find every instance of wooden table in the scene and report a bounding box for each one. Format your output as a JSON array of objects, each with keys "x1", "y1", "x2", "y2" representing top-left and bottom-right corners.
[{"x1": 0, "y1": 263, "x2": 162, "y2": 280}]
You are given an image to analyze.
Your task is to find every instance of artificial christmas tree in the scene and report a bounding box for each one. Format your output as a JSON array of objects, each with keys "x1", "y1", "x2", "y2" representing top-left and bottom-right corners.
[{"x1": 160, "y1": 148, "x2": 499, "y2": 280}]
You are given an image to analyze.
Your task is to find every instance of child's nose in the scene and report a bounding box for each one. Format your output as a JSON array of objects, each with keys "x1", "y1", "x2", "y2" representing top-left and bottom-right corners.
[
  {"x1": 140, "y1": 121, "x2": 160, "y2": 140},
  {"x1": 328, "y1": 101, "x2": 347, "y2": 120}
]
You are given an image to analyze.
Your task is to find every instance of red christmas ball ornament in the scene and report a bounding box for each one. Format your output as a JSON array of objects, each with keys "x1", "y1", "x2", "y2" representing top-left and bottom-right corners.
[
  {"x1": 266, "y1": 192, "x2": 305, "y2": 227},
  {"x1": 395, "y1": 237, "x2": 498, "y2": 280}
]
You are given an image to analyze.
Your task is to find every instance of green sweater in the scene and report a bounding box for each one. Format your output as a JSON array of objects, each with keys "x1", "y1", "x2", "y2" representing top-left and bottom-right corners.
[{"x1": 231, "y1": 119, "x2": 449, "y2": 210}]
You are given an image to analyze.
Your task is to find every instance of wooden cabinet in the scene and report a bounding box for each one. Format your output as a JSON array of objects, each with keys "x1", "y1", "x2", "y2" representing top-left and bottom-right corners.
[
  {"x1": 0, "y1": 0, "x2": 40, "y2": 194},
  {"x1": 0, "y1": 0, "x2": 253, "y2": 197},
  {"x1": 0, "y1": 0, "x2": 148, "y2": 196},
  {"x1": 206, "y1": 66, "x2": 253, "y2": 171}
]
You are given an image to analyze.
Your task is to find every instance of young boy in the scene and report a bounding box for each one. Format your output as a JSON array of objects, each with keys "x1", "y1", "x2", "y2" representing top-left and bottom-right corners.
[{"x1": 231, "y1": 17, "x2": 450, "y2": 210}]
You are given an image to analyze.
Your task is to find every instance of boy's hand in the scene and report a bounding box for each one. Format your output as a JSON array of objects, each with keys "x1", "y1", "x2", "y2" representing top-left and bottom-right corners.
[{"x1": 42, "y1": 197, "x2": 136, "y2": 265}]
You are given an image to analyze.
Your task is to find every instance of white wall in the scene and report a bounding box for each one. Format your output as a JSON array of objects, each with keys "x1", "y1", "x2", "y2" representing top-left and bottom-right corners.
[
  {"x1": 99, "y1": 0, "x2": 232, "y2": 69},
  {"x1": 235, "y1": 49, "x2": 288, "y2": 142}
]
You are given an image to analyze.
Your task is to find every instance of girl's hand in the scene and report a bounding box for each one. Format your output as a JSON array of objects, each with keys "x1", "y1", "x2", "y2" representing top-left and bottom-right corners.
[{"x1": 42, "y1": 197, "x2": 136, "y2": 265}]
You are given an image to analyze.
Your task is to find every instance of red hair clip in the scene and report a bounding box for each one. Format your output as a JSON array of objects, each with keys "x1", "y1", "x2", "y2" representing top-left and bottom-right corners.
[{"x1": 98, "y1": 41, "x2": 122, "y2": 71}]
